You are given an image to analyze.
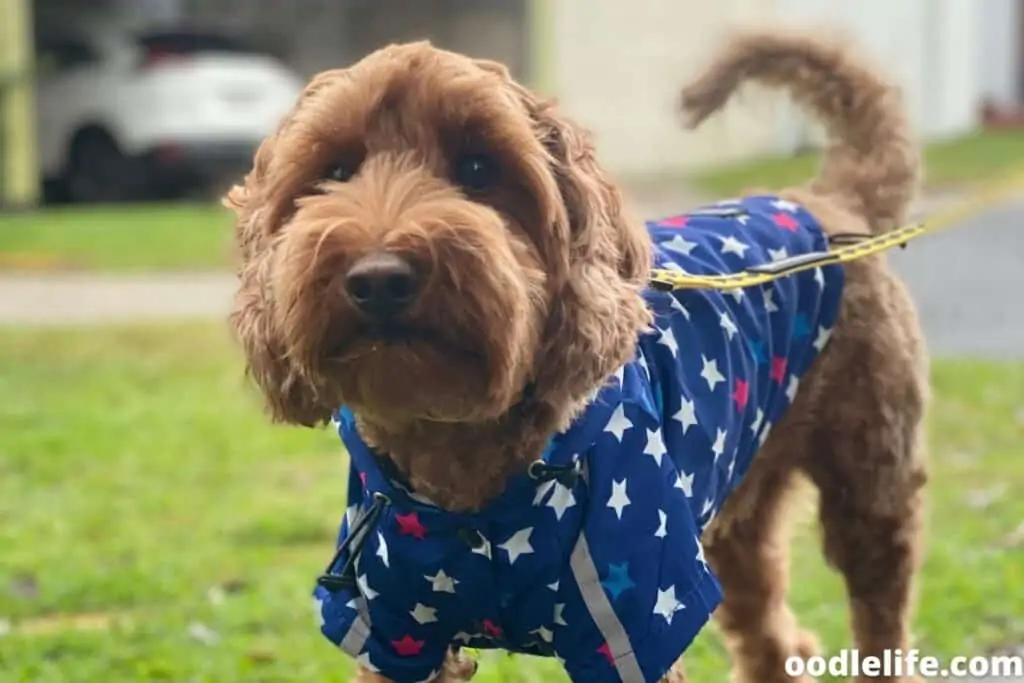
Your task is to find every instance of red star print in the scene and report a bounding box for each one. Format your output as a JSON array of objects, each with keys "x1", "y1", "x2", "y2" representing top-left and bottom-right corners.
[
  {"x1": 395, "y1": 512, "x2": 427, "y2": 540},
  {"x1": 359, "y1": 471, "x2": 367, "y2": 485},
  {"x1": 392, "y1": 634, "x2": 425, "y2": 657},
  {"x1": 773, "y1": 212, "x2": 799, "y2": 231},
  {"x1": 732, "y1": 379, "x2": 749, "y2": 410},
  {"x1": 597, "y1": 642, "x2": 615, "y2": 665},
  {"x1": 482, "y1": 619, "x2": 503, "y2": 638},
  {"x1": 770, "y1": 356, "x2": 788, "y2": 383},
  {"x1": 659, "y1": 215, "x2": 688, "y2": 228}
]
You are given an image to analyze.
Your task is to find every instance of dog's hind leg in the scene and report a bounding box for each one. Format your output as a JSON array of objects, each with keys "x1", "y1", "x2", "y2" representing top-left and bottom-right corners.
[
  {"x1": 798, "y1": 291, "x2": 929, "y2": 683},
  {"x1": 802, "y1": 429, "x2": 927, "y2": 683},
  {"x1": 703, "y1": 453, "x2": 821, "y2": 683}
]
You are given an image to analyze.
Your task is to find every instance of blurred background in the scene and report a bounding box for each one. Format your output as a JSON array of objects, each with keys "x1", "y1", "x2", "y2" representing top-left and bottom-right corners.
[{"x1": 0, "y1": 2, "x2": 1021, "y2": 683}]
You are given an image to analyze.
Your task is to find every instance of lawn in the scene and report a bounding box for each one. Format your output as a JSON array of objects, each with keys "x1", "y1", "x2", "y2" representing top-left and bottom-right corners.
[
  {"x1": 691, "y1": 128, "x2": 1024, "y2": 197},
  {"x1": 0, "y1": 323, "x2": 1022, "y2": 682},
  {"x1": 0, "y1": 203, "x2": 234, "y2": 271}
]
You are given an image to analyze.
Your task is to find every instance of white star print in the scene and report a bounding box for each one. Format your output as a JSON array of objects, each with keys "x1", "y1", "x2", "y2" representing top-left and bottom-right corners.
[
  {"x1": 655, "y1": 510, "x2": 668, "y2": 538},
  {"x1": 533, "y1": 478, "x2": 556, "y2": 506},
  {"x1": 768, "y1": 246, "x2": 789, "y2": 262},
  {"x1": 719, "y1": 311, "x2": 738, "y2": 340},
  {"x1": 750, "y1": 408, "x2": 764, "y2": 435},
  {"x1": 499, "y1": 527, "x2": 535, "y2": 564},
  {"x1": 786, "y1": 375, "x2": 800, "y2": 403},
  {"x1": 814, "y1": 267, "x2": 825, "y2": 288},
  {"x1": 471, "y1": 536, "x2": 492, "y2": 559},
  {"x1": 531, "y1": 626, "x2": 554, "y2": 643},
  {"x1": 772, "y1": 198, "x2": 800, "y2": 212},
  {"x1": 653, "y1": 586, "x2": 685, "y2": 624},
  {"x1": 424, "y1": 569, "x2": 458, "y2": 593},
  {"x1": 675, "y1": 470, "x2": 694, "y2": 497},
  {"x1": 673, "y1": 398, "x2": 697, "y2": 434},
  {"x1": 759, "y1": 421, "x2": 773, "y2": 446},
  {"x1": 658, "y1": 326, "x2": 680, "y2": 357},
  {"x1": 700, "y1": 356, "x2": 726, "y2": 391},
  {"x1": 608, "y1": 479, "x2": 631, "y2": 519},
  {"x1": 554, "y1": 603, "x2": 567, "y2": 626},
  {"x1": 711, "y1": 428, "x2": 727, "y2": 461},
  {"x1": 453, "y1": 632, "x2": 473, "y2": 644},
  {"x1": 764, "y1": 288, "x2": 779, "y2": 313},
  {"x1": 547, "y1": 580, "x2": 560, "y2": 591},
  {"x1": 720, "y1": 235, "x2": 750, "y2": 257},
  {"x1": 701, "y1": 497, "x2": 715, "y2": 519},
  {"x1": 736, "y1": 214, "x2": 751, "y2": 225},
  {"x1": 410, "y1": 603, "x2": 438, "y2": 624},
  {"x1": 813, "y1": 325, "x2": 833, "y2": 352},
  {"x1": 696, "y1": 538, "x2": 708, "y2": 567},
  {"x1": 375, "y1": 530, "x2": 389, "y2": 568},
  {"x1": 725, "y1": 287, "x2": 745, "y2": 303},
  {"x1": 356, "y1": 651, "x2": 380, "y2": 673},
  {"x1": 357, "y1": 573, "x2": 378, "y2": 600},
  {"x1": 604, "y1": 404, "x2": 631, "y2": 443},
  {"x1": 664, "y1": 234, "x2": 698, "y2": 256},
  {"x1": 547, "y1": 482, "x2": 576, "y2": 521},
  {"x1": 669, "y1": 295, "x2": 690, "y2": 319},
  {"x1": 643, "y1": 428, "x2": 668, "y2": 466},
  {"x1": 314, "y1": 596, "x2": 325, "y2": 627}
]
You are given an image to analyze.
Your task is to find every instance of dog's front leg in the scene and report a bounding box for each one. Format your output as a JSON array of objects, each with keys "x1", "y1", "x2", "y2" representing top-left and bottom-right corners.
[{"x1": 353, "y1": 647, "x2": 478, "y2": 683}]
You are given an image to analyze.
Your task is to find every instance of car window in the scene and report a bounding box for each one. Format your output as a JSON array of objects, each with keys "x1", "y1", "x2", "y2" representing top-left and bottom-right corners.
[
  {"x1": 35, "y1": 39, "x2": 100, "y2": 76},
  {"x1": 135, "y1": 30, "x2": 263, "y2": 56}
]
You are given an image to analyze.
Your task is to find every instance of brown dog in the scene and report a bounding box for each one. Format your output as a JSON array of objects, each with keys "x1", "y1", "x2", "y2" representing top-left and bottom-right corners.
[{"x1": 226, "y1": 29, "x2": 928, "y2": 683}]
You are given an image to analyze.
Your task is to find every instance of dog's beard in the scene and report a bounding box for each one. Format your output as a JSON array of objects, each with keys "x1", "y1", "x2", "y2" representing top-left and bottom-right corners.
[{"x1": 271, "y1": 205, "x2": 549, "y2": 425}]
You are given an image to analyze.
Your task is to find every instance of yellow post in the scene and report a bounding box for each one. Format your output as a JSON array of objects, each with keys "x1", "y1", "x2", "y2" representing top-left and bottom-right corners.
[
  {"x1": 0, "y1": 0, "x2": 39, "y2": 208},
  {"x1": 527, "y1": 0, "x2": 555, "y2": 97}
]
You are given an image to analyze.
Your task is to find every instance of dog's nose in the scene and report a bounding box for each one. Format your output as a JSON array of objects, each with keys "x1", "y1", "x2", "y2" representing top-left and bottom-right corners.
[{"x1": 343, "y1": 251, "x2": 419, "y2": 318}]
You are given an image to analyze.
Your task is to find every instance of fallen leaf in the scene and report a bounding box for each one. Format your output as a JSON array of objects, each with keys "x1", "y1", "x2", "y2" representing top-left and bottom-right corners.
[{"x1": 187, "y1": 621, "x2": 220, "y2": 646}]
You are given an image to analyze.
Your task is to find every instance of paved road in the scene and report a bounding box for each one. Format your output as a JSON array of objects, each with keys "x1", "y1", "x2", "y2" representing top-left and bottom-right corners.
[
  {"x1": 0, "y1": 195, "x2": 1021, "y2": 359},
  {"x1": 889, "y1": 196, "x2": 1024, "y2": 359}
]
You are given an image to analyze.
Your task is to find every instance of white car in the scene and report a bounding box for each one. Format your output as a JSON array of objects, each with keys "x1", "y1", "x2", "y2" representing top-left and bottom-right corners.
[{"x1": 34, "y1": 25, "x2": 305, "y2": 202}]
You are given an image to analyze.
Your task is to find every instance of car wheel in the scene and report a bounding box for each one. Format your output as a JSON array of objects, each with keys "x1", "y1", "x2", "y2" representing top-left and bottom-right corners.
[{"x1": 65, "y1": 129, "x2": 136, "y2": 204}]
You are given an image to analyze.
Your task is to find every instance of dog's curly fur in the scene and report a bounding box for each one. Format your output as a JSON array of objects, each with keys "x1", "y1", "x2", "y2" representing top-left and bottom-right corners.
[{"x1": 227, "y1": 29, "x2": 928, "y2": 683}]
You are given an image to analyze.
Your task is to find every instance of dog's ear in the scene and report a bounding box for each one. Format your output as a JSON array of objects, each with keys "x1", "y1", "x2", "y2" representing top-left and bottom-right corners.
[
  {"x1": 477, "y1": 60, "x2": 653, "y2": 410},
  {"x1": 223, "y1": 71, "x2": 348, "y2": 429}
]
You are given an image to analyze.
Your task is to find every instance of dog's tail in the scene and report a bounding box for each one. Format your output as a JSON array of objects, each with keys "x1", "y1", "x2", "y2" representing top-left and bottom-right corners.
[{"x1": 679, "y1": 31, "x2": 919, "y2": 234}]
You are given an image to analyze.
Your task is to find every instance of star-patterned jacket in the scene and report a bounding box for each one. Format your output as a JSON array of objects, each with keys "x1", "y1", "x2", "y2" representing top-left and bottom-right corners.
[{"x1": 314, "y1": 195, "x2": 845, "y2": 683}]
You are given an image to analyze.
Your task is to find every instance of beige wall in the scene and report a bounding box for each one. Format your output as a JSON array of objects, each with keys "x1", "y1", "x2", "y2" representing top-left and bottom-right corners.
[{"x1": 549, "y1": 0, "x2": 783, "y2": 178}]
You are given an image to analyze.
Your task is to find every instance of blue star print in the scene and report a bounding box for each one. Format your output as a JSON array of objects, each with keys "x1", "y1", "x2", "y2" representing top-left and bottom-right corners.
[{"x1": 313, "y1": 195, "x2": 844, "y2": 683}]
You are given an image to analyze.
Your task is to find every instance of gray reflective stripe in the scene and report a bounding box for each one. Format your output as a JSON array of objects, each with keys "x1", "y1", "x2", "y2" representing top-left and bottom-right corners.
[
  {"x1": 570, "y1": 533, "x2": 646, "y2": 682},
  {"x1": 338, "y1": 608, "x2": 371, "y2": 659}
]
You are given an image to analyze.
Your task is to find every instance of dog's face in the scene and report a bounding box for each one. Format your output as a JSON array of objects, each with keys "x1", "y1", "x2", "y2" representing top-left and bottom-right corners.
[{"x1": 227, "y1": 42, "x2": 651, "y2": 431}]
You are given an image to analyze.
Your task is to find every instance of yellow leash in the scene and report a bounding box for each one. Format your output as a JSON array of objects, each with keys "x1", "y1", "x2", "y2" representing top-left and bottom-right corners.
[{"x1": 649, "y1": 172, "x2": 1024, "y2": 292}]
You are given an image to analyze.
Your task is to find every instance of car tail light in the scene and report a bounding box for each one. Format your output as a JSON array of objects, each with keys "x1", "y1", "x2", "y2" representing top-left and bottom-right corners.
[{"x1": 139, "y1": 48, "x2": 188, "y2": 70}]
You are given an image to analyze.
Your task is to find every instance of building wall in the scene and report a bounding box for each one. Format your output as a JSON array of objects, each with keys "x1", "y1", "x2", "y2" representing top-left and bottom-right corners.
[
  {"x1": 549, "y1": 0, "x2": 987, "y2": 177},
  {"x1": 978, "y1": 0, "x2": 1022, "y2": 106}
]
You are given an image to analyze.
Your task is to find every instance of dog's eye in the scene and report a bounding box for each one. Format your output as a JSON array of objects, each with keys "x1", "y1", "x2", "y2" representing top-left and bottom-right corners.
[
  {"x1": 325, "y1": 162, "x2": 358, "y2": 183},
  {"x1": 452, "y1": 153, "x2": 499, "y2": 192}
]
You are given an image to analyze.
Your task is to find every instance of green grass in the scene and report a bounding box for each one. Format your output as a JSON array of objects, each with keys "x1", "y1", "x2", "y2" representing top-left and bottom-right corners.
[
  {"x1": 691, "y1": 128, "x2": 1024, "y2": 197},
  {"x1": 1, "y1": 324, "x2": 1022, "y2": 682},
  {"x1": 0, "y1": 203, "x2": 234, "y2": 271}
]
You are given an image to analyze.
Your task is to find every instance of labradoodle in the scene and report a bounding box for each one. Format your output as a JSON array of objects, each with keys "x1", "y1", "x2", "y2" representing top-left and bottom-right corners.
[{"x1": 225, "y1": 29, "x2": 928, "y2": 683}]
